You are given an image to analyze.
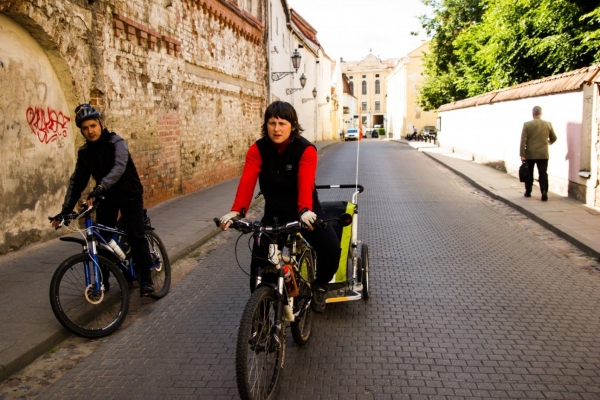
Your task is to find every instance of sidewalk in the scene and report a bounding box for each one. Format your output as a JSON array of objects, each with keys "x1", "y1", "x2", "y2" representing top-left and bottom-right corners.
[
  {"x1": 397, "y1": 138, "x2": 600, "y2": 259},
  {"x1": 0, "y1": 140, "x2": 341, "y2": 382}
]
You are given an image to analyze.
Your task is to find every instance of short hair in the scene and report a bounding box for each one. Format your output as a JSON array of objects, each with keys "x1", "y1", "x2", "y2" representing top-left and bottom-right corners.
[
  {"x1": 261, "y1": 101, "x2": 304, "y2": 138},
  {"x1": 532, "y1": 106, "x2": 542, "y2": 116}
]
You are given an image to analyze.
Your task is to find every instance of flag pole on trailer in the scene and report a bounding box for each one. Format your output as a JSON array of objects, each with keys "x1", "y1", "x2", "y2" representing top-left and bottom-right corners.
[{"x1": 355, "y1": 107, "x2": 362, "y2": 190}]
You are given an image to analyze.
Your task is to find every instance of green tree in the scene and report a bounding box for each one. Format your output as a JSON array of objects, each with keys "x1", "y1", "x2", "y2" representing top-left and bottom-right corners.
[{"x1": 418, "y1": 0, "x2": 600, "y2": 110}]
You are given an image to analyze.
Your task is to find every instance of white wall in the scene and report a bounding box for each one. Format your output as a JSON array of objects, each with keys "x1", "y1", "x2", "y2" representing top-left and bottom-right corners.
[
  {"x1": 268, "y1": 1, "x2": 295, "y2": 103},
  {"x1": 438, "y1": 91, "x2": 585, "y2": 198}
]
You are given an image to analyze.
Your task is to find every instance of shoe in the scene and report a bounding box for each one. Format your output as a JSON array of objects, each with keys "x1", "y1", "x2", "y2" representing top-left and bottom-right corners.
[
  {"x1": 311, "y1": 284, "x2": 327, "y2": 314},
  {"x1": 140, "y1": 284, "x2": 154, "y2": 297},
  {"x1": 140, "y1": 280, "x2": 154, "y2": 297},
  {"x1": 524, "y1": 192, "x2": 531, "y2": 198},
  {"x1": 541, "y1": 192, "x2": 548, "y2": 201}
]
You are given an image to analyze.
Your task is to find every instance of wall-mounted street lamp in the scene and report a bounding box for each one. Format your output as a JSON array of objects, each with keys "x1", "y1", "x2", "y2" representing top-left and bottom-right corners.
[
  {"x1": 318, "y1": 95, "x2": 330, "y2": 107},
  {"x1": 286, "y1": 73, "x2": 307, "y2": 95},
  {"x1": 271, "y1": 49, "x2": 302, "y2": 81},
  {"x1": 302, "y1": 87, "x2": 317, "y2": 103}
]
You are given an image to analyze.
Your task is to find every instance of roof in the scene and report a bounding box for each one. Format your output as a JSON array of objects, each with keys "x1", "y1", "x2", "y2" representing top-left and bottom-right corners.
[
  {"x1": 342, "y1": 53, "x2": 398, "y2": 72},
  {"x1": 439, "y1": 64, "x2": 600, "y2": 112},
  {"x1": 290, "y1": 9, "x2": 319, "y2": 47}
]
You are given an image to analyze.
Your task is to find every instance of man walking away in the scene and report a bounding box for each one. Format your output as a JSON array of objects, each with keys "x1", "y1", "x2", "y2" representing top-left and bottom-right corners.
[{"x1": 520, "y1": 106, "x2": 557, "y2": 201}]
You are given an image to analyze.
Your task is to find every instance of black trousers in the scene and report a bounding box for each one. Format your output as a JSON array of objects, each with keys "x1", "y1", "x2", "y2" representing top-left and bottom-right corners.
[
  {"x1": 96, "y1": 195, "x2": 153, "y2": 280},
  {"x1": 249, "y1": 208, "x2": 341, "y2": 291},
  {"x1": 524, "y1": 159, "x2": 549, "y2": 194}
]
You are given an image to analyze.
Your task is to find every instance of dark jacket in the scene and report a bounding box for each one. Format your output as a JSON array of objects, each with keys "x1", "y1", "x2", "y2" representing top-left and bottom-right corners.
[
  {"x1": 61, "y1": 128, "x2": 143, "y2": 213},
  {"x1": 256, "y1": 136, "x2": 320, "y2": 224}
]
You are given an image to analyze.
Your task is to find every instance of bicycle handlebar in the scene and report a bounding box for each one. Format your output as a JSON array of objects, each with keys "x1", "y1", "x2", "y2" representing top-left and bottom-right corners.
[
  {"x1": 48, "y1": 197, "x2": 105, "y2": 228},
  {"x1": 213, "y1": 218, "x2": 327, "y2": 234}
]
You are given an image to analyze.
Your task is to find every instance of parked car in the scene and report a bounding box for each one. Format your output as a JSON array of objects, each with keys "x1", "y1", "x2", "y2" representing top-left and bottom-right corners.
[
  {"x1": 345, "y1": 128, "x2": 359, "y2": 141},
  {"x1": 420, "y1": 125, "x2": 437, "y2": 140}
]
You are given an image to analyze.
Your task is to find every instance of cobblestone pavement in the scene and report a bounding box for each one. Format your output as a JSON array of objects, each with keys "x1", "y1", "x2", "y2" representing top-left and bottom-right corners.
[{"x1": 12, "y1": 141, "x2": 600, "y2": 399}]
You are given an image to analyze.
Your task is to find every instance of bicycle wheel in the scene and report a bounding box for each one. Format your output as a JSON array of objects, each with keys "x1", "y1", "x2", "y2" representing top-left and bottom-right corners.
[
  {"x1": 291, "y1": 252, "x2": 315, "y2": 346},
  {"x1": 361, "y1": 243, "x2": 370, "y2": 301},
  {"x1": 49, "y1": 253, "x2": 130, "y2": 338},
  {"x1": 146, "y1": 231, "x2": 171, "y2": 299},
  {"x1": 236, "y1": 286, "x2": 285, "y2": 400}
]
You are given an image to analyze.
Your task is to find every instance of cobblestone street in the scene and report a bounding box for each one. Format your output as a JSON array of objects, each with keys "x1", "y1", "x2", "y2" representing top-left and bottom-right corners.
[{"x1": 20, "y1": 141, "x2": 600, "y2": 399}]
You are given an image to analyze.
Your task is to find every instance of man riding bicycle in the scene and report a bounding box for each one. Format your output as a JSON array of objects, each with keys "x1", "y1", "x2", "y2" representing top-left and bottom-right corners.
[{"x1": 50, "y1": 103, "x2": 155, "y2": 296}]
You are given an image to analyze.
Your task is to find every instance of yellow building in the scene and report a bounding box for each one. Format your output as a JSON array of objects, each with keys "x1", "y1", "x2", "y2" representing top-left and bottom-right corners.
[
  {"x1": 386, "y1": 41, "x2": 437, "y2": 139},
  {"x1": 341, "y1": 52, "x2": 397, "y2": 131}
]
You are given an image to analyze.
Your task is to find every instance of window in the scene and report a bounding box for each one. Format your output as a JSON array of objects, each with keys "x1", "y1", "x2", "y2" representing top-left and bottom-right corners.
[
  {"x1": 375, "y1": 101, "x2": 380, "y2": 111},
  {"x1": 362, "y1": 102, "x2": 367, "y2": 111},
  {"x1": 349, "y1": 76, "x2": 353, "y2": 79},
  {"x1": 349, "y1": 82, "x2": 354, "y2": 96},
  {"x1": 362, "y1": 75, "x2": 366, "y2": 78},
  {"x1": 362, "y1": 116, "x2": 367, "y2": 126},
  {"x1": 375, "y1": 80, "x2": 380, "y2": 94},
  {"x1": 362, "y1": 81, "x2": 367, "y2": 95},
  {"x1": 375, "y1": 74, "x2": 380, "y2": 77}
]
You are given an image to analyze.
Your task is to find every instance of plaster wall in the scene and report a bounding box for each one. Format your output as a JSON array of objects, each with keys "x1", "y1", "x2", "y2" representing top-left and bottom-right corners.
[
  {"x1": 438, "y1": 91, "x2": 585, "y2": 199},
  {"x1": 0, "y1": 13, "x2": 75, "y2": 253}
]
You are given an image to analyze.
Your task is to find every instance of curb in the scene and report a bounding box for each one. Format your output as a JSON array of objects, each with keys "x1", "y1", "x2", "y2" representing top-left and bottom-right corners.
[{"x1": 423, "y1": 152, "x2": 600, "y2": 260}]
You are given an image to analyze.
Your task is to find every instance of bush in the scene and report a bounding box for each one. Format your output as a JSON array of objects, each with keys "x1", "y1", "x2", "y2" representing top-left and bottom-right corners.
[{"x1": 378, "y1": 128, "x2": 386, "y2": 136}]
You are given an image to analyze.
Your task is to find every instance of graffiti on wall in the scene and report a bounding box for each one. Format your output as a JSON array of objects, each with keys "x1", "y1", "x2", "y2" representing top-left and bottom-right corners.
[{"x1": 26, "y1": 106, "x2": 70, "y2": 147}]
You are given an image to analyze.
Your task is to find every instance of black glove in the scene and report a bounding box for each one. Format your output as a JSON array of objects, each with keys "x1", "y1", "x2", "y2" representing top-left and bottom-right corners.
[
  {"x1": 87, "y1": 185, "x2": 105, "y2": 202},
  {"x1": 49, "y1": 212, "x2": 75, "y2": 228}
]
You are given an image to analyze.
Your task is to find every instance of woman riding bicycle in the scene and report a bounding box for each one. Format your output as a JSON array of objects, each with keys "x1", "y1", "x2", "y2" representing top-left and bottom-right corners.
[{"x1": 219, "y1": 101, "x2": 341, "y2": 313}]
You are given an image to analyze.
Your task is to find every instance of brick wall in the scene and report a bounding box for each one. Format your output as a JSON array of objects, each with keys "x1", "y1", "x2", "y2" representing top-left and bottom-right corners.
[{"x1": 0, "y1": 0, "x2": 268, "y2": 253}]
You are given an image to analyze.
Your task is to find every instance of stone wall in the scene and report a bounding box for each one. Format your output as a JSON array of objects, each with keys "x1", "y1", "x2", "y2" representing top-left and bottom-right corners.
[{"x1": 0, "y1": 0, "x2": 267, "y2": 253}]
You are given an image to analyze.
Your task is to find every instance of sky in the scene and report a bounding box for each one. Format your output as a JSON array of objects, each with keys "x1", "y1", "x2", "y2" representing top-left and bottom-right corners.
[{"x1": 286, "y1": 0, "x2": 433, "y2": 62}]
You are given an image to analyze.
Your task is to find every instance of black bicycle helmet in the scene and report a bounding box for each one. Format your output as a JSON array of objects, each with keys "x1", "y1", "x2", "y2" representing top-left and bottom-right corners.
[{"x1": 74, "y1": 103, "x2": 102, "y2": 128}]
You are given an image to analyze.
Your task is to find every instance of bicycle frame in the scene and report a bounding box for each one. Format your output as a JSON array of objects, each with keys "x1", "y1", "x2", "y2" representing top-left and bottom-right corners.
[
  {"x1": 86, "y1": 218, "x2": 138, "y2": 280},
  {"x1": 62, "y1": 207, "x2": 143, "y2": 294},
  {"x1": 255, "y1": 232, "x2": 313, "y2": 323}
]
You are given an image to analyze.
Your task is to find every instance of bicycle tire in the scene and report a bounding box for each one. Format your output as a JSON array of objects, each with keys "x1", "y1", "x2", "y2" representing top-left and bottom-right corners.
[
  {"x1": 361, "y1": 243, "x2": 370, "y2": 301},
  {"x1": 49, "y1": 253, "x2": 130, "y2": 338},
  {"x1": 236, "y1": 286, "x2": 285, "y2": 400},
  {"x1": 290, "y1": 251, "x2": 315, "y2": 346},
  {"x1": 146, "y1": 231, "x2": 171, "y2": 299}
]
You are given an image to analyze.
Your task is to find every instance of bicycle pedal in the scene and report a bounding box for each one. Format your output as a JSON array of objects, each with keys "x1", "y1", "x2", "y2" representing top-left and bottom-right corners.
[{"x1": 150, "y1": 262, "x2": 160, "y2": 270}]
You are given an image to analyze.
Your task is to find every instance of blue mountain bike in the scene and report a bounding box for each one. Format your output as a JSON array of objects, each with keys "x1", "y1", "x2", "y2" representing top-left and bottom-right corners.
[{"x1": 48, "y1": 202, "x2": 171, "y2": 338}]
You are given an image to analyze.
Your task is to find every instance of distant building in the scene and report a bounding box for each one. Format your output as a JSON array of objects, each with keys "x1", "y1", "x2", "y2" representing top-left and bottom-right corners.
[
  {"x1": 386, "y1": 41, "x2": 437, "y2": 139},
  {"x1": 342, "y1": 52, "x2": 397, "y2": 131}
]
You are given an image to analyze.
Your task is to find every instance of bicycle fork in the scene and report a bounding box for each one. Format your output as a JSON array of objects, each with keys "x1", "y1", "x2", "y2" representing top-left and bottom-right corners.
[{"x1": 83, "y1": 220, "x2": 106, "y2": 302}]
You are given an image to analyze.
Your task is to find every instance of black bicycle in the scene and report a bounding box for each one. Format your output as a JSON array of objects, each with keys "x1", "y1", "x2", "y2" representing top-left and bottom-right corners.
[
  {"x1": 215, "y1": 216, "x2": 348, "y2": 400},
  {"x1": 49, "y1": 202, "x2": 171, "y2": 338}
]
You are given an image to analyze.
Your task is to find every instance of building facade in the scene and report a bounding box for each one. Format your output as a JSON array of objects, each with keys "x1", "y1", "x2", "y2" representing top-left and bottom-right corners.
[
  {"x1": 0, "y1": 0, "x2": 268, "y2": 253},
  {"x1": 386, "y1": 41, "x2": 437, "y2": 139},
  {"x1": 341, "y1": 52, "x2": 397, "y2": 132}
]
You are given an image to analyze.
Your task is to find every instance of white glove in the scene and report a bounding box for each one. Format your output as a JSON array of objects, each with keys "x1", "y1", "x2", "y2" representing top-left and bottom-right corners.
[
  {"x1": 219, "y1": 211, "x2": 240, "y2": 226},
  {"x1": 300, "y1": 210, "x2": 317, "y2": 228}
]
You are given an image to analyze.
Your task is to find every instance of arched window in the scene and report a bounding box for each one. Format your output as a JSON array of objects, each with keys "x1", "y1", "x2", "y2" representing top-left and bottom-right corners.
[
  {"x1": 362, "y1": 81, "x2": 367, "y2": 95},
  {"x1": 349, "y1": 82, "x2": 354, "y2": 96},
  {"x1": 375, "y1": 80, "x2": 380, "y2": 94}
]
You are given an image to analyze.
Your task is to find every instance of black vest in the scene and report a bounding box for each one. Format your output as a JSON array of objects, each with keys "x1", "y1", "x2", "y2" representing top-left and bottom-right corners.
[{"x1": 256, "y1": 136, "x2": 321, "y2": 224}]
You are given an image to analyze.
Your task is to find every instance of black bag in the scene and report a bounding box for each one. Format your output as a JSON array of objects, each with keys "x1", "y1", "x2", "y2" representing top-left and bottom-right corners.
[{"x1": 519, "y1": 161, "x2": 529, "y2": 182}]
